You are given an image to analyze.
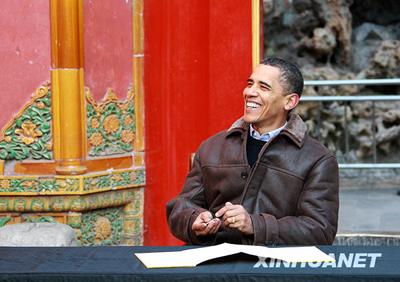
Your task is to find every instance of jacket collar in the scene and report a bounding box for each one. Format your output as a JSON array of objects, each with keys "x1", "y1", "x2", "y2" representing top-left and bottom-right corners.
[{"x1": 227, "y1": 112, "x2": 307, "y2": 147}]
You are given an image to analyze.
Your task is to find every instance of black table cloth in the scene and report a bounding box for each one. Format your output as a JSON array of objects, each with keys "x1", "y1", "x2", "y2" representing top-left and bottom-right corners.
[{"x1": 0, "y1": 245, "x2": 398, "y2": 281}]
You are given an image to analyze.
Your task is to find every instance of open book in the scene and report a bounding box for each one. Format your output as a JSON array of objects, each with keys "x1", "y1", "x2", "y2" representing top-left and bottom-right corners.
[{"x1": 135, "y1": 243, "x2": 334, "y2": 268}]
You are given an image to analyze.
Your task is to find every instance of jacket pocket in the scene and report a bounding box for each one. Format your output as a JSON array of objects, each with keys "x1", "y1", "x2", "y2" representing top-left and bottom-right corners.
[{"x1": 245, "y1": 163, "x2": 304, "y2": 218}]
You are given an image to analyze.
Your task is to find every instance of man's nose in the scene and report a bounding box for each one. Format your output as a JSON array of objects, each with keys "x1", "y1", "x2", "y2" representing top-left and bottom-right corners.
[{"x1": 244, "y1": 85, "x2": 257, "y2": 97}]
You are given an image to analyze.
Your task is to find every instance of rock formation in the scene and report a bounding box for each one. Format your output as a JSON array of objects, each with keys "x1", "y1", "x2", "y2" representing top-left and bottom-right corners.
[{"x1": 263, "y1": 0, "x2": 400, "y2": 164}]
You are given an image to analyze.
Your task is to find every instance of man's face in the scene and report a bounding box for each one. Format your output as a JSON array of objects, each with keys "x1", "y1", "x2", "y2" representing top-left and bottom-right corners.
[{"x1": 242, "y1": 64, "x2": 290, "y2": 134}]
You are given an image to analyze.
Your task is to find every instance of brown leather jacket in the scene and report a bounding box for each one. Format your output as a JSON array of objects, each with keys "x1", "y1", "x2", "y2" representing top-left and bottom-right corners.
[{"x1": 167, "y1": 113, "x2": 339, "y2": 245}]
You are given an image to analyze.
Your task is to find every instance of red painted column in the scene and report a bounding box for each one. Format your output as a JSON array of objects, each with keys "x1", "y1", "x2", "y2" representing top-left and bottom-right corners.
[
  {"x1": 209, "y1": 1, "x2": 253, "y2": 132},
  {"x1": 144, "y1": 0, "x2": 252, "y2": 246}
]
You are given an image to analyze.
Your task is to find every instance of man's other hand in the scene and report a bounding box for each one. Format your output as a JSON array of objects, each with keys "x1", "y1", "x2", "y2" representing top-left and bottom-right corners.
[
  {"x1": 192, "y1": 211, "x2": 221, "y2": 236},
  {"x1": 215, "y1": 202, "x2": 254, "y2": 235}
]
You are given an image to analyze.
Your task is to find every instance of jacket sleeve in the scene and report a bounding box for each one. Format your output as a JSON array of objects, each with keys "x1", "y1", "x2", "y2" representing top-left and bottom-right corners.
[
  {"x1": 250, "y1": 155, "x2": 339, "y2": 245},
  {"x1": 166, "y1": 152, "x2": 211, "y2": 244}
]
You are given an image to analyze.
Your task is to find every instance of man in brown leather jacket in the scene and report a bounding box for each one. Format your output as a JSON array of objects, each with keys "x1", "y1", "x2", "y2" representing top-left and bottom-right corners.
[{"x1": 167, "y1": 57, "x2": 339, "y2": 246}]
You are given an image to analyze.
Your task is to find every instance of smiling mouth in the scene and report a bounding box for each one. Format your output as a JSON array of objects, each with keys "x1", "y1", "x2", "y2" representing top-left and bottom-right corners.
[{"x1": 246, "y1": 101, "x2": 261, "y2": 109}]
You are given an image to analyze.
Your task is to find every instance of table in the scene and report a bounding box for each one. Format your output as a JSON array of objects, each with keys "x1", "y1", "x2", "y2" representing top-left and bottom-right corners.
[{"x1": 0, "y1": 245, "x2": 399, "y2": 281}]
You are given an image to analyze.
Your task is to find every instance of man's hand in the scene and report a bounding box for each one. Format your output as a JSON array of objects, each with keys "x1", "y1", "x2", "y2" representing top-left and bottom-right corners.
[
  {"x1": 192, "y1": 211, "x2": 221, "y2": 237},
  {"x1": 215, "y1": 202, "x2": 254, "y2": 235}
]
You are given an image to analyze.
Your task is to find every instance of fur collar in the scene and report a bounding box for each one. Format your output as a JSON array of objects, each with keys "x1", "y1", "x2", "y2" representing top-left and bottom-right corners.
[{"x1": 227, "y1": 112, "x2": 307, "y2": 147}]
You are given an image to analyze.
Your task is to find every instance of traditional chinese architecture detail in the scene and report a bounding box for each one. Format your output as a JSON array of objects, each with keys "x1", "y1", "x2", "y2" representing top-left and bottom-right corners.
[
  {"x1": 0, "y1": 212, "x2": 66, "y2": 225},
  {"x1": 67, "y1": 212, "x2": 82, "y2": 228},
  {"x1": 0, "y1": 168, "x2": 144, "y2": 194},
  {"x1": 0, "y1": 189, "x2": 138, "y2": 213},
  {"x1": 81, "y1": 207, "x2": 124, "y2": 245},
  {"x1": 123, "y1": 188, "x2": 144, "y2": 245},
  {"x1": 0, "y1": 78, "x2": 143, "y2": 247},
  {"x1": 0, "y1": 217, "x2": 11, "y2": 227},
  {"x1": 0, "y1": 187, "x2": 144, "y2": 246},
  {"x1": 86, "y1": 88, "x2": 135, "y2": 157},
  {"x1": 0, "y1": 177, "x2": 79, "y2": 193},
  {"x1": 22, "y1": 215, "x2": 56, "y2": 223},
  {"x1": 83, "y1": 169, "x2": 144, "y2": 191},
  {"x1": 0, "y1": 83, "x2": 53, "y2": 160},
  {"x1": 0, "y1": 0, "x2": 146, "y2": 247}
]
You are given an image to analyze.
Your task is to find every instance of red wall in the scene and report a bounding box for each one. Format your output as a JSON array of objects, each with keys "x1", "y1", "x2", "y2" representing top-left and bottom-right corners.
[
  {"x1": 144, "y1": 0, "x2": 253, "y2": 245},
  {"x1": 0, "y1": 0, "x2": 50, "y2": 130},
  {"x1": 83, "y1": 0, "x2": 132, "y2": 100}
]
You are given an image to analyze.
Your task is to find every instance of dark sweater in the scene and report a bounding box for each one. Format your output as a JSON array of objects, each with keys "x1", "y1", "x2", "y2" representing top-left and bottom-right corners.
[{"x1": 246, "y1": 133, "x2": 267, "y2": 167}]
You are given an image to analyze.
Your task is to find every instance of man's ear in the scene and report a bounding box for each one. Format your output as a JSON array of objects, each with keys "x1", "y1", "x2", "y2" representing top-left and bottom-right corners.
[{"x1": 284, "y1": 93, "x2": 300, "y2": 111}]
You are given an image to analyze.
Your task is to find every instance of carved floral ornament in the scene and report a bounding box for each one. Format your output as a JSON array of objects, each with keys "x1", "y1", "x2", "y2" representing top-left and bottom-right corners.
[
  {"x1": 124, "y1": 116, "x2": 133, "y2": 126},
  {"x1": 95, "y1": 216, "x2": 112, "y2": 241},
  {"x1": 15, "y1": 121, "x2": 42, "y2": 145},
  {"x1": 103, "y1": 115, "x2": 120, "y2": 134},
  {"x1": 121, "y1": 130, "x2": 134, "y2": 143},
  {"x1": 0, "y1": 83, "x2": 136, "y2": 160},
  {"x1": 91, "y1": 118, "x2": 100, "y2": 129},
  {"x1": 89, "y1": 132, "x2": 103, "y2": 147},
  {"x1": 86, "y1": 88, "x2": 136, "y2": 156},
  {"x1": 81, "y1": 207, "x2": 125, "y2": 246},
  {"x1": 0, "y1": 83, "x2": 52, "y2": 160}
]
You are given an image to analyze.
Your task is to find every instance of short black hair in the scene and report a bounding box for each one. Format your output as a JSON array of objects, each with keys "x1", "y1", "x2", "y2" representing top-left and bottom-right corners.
[{"x1": 261, "y1": 57, "x2": 304, "y2": 97}]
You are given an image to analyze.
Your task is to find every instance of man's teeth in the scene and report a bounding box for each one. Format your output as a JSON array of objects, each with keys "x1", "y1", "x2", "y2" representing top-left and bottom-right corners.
[{"x1": 246, "y1": 102, "x2": 260, "y2": 108}]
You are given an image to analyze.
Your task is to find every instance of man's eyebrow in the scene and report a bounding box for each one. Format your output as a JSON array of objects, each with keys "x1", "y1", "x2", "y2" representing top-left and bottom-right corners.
[
  {"x1": 259, "y1": 80, "x2": 271, "y2": 89},
  {"x1": 247, "y1": 78, "x2": 254, "y2": 83}
]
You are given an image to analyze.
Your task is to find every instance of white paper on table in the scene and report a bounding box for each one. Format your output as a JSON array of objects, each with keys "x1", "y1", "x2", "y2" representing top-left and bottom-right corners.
[
  {"x1": 134, "y1": 243, "x2": 334, "y2": 268},
  {"x1": 135, "y1": 243, "x2": 241, "y2": 268},
  {"x1": 238, "y1": 244, "x2": 335, "y2": 263}
]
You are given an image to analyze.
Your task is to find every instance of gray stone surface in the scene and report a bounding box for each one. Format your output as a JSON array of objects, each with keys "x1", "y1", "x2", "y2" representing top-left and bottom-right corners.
[
  {"x1": 340, "y1": 169, "x2": 400, "y2": 191},
  {"x1": 0, "y1": 223, "x2": 78, "y2": 246},
  {"x1": 336, "y1": 188, "x2": 400, "y2": 245},
  {"x1": 338, "y1": 188, "x2": 400, "y2": 233}
]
